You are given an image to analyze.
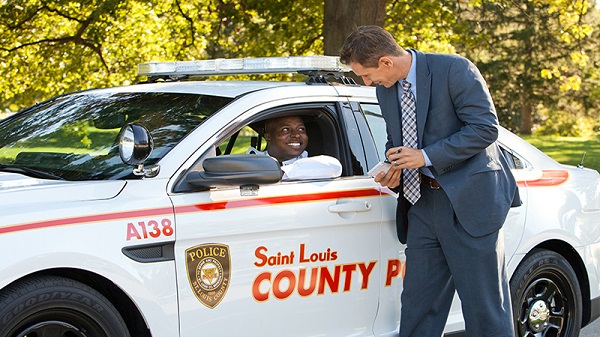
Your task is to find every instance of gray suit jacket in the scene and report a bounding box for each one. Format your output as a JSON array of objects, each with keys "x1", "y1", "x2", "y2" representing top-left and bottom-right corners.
[{"x1": 376, "y1": 50, "x2": 520, "y2": 244}]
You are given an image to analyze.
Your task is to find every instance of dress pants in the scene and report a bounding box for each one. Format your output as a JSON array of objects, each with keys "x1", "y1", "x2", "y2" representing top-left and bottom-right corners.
[{"x1": 398, "y1": 180, "x2": 514, "y2": 337}]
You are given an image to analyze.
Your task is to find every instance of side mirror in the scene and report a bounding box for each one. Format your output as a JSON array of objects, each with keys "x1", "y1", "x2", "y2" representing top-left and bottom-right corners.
[
  {"x1": 119, "y1": 123, "x2": 157, "y2": 176},
  {"x1": 185, "y1": 154, "x2": 282, "y2": 190}
]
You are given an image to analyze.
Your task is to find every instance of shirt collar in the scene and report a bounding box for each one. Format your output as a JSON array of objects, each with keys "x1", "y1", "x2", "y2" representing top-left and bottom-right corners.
[
  {"x1": 280, "y1": 151, "x2": 308, "y2": 165},
  {"x1": 405, "y1": 49, "x2": 417, "y2": 88},
  {"x1": 397, "y1": 50, "x2": 418, "y2": 101}
]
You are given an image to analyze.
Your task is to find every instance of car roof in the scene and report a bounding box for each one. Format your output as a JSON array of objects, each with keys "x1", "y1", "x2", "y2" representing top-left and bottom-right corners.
[{"x1": 86, "y1": 81, "x2": 307, "y2": 98}]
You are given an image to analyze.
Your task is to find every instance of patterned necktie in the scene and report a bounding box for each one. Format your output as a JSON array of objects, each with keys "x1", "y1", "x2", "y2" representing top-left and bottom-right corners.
[{"x1": 401, "y1": 80, "x2": 421, "y2": 204}]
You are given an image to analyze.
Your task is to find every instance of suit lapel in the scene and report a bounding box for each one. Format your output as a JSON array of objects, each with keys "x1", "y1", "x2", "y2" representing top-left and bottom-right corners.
[
  {"x1": 390, "y1": 81, "x2": 402, "y2": 145},
  {"x1": 378, "y1": 82, "x2": 403, "y2": 146},
  {"x1": 414, "y1": 50, "x2": 431, "y2": 148}
]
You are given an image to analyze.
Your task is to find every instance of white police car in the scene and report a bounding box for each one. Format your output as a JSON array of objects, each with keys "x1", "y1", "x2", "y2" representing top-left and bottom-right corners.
[{"x1": 0, "y1": 56, "x2": 599, "y2": 337}]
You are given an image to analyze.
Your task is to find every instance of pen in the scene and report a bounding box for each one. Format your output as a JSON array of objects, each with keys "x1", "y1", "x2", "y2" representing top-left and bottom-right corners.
[{"x1": 384, "y1": 148, "x2": 402, "y2": 164}]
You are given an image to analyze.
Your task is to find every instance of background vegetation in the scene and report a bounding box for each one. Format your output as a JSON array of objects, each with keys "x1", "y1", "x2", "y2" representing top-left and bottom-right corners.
[
  {"x1": 0, "y1": 0, "x2": 598, "y2": 167},
  {"x1": 521, "y1": 135, "x2": 600, "y2": 171}
]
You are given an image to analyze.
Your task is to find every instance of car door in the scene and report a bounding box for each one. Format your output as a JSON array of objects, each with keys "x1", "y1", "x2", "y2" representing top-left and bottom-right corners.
[
  {"x1": 353, "y1": 101, "x2": 405, "y2": 336},
  {"x1": 171, "y1": 100, "x2": 386, "y2": 336}
]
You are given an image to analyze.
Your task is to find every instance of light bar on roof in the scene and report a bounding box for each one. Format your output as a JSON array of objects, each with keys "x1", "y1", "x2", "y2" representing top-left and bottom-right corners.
[{"x1": 137, "y1": 56, "x2": 349, "y2": 77}]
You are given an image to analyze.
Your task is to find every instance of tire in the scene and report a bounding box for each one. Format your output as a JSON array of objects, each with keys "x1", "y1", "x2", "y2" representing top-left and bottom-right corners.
[
  {"x1": 0, "y1": 275, "x2": 130, "y2": 337},
  {"x1": 510, "y1": 249, "x2": 582, "y2": 337}
]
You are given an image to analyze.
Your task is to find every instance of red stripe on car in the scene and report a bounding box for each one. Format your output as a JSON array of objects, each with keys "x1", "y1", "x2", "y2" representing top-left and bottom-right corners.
[
  {"x1": 1, "y1": 188, "x2": 381, "y2": 235},
  {"x1": 517, "y1": 170, "x2": 569, "y2": 187}
]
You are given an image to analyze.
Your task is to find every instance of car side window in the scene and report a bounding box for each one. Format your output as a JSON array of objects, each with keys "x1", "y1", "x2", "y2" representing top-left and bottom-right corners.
[
  {"x1": 500, "y1": 146, "x2": 528, "y2": 170},
  {"x1": 360, "y1": 103, "x2": 387, "y2": 161},
  {"x1": 211, "y1": 107, "x2": 344, "y2": 176}
]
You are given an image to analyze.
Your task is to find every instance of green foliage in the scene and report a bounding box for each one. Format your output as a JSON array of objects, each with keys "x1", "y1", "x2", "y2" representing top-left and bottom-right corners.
[
  {"x1": 449, "y1": 0, "x2": 597, "y2": 134},
  {"x1": 0, "y1": 0, "x2": 598, "y2": 140},
  {"x1": 534, "y1": 102, "x2": 599, "y2": 137},
  {"x1": 0, "y1": 0, "x2": 324, "y2": 113},
  {"x1": 385, "y1": 1, "x2": 460, "y2": 53},
  {"x1": 0, "y1": 0, "x2": 177, "y2": 111}
]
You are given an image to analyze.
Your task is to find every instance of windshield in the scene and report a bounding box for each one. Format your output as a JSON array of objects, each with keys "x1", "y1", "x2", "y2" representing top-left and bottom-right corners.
[{"x1": 0, "y1": 92, "x2": 232, "y2": 180}]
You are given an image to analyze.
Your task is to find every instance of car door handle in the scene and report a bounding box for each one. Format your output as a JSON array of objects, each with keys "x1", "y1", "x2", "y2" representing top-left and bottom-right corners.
[{"x1": 328, "y1": 201, "x2": 372, "y2": 213}]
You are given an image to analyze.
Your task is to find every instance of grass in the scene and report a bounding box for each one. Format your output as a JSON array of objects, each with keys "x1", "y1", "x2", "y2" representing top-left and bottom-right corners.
[{"x1": 520, "y1": 134, "x2": 600, "y2": 172}]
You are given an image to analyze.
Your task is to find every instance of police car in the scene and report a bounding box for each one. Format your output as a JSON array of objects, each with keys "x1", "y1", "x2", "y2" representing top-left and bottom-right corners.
[{"x1": 0, "y1": 56, "x2": 599, "y2": 337}]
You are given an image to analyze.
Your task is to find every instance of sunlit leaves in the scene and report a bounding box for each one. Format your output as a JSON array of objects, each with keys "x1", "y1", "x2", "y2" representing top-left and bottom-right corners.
[
  {"x1": 0, "y1": 0, "x2": 598, "y2": 136},
  {"x1": 450, "y1": 0, "x2": 597, "y2": 133},
  {"x1": 385, "y1": 0, "x2": 459, "y2": 53},
  {"x1": 0, "y1": 0, "x2": 327, "y2": 114}
]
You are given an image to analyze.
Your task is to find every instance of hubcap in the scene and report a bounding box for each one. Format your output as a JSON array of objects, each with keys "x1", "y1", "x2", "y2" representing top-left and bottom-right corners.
[
  {"x1": 528, "y1": 300, "x2": 550, "y2": 333},
  {"x1": 516, "y1": 275, "x2": 575, "y2": 337}
]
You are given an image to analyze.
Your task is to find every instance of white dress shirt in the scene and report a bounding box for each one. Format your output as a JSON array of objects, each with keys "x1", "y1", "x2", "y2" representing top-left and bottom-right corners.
[{"x1": 246, "y1": 147, "x2": 342, "y2": 180}]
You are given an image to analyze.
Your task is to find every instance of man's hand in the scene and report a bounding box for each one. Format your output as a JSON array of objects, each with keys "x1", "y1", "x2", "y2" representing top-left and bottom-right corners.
[
  {"x1": 374, "y1": 146, "x2": 425, "y2": 188},
  {"x1": 374, "y1": 166, "x2": 402, "y2": 188},
  {"x1": 386, "y1": 146, "x2": 425, "y2": 170}
]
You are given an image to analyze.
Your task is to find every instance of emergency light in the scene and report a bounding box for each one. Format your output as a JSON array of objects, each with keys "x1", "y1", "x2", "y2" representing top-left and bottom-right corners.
[{"x1": 137, "y1": 56, "x2": 350, "y2": 77}]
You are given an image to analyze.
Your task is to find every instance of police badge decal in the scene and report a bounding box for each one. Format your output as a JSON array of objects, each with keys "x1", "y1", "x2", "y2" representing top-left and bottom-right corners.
[{"x1": 185, "y1": 243, "x2": 231, "y2": 309}]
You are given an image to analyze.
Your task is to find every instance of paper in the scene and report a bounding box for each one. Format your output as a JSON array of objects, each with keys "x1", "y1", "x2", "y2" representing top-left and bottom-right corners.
[{"x1": 367, "y1": 161, "x2": 391, "y2": 177}]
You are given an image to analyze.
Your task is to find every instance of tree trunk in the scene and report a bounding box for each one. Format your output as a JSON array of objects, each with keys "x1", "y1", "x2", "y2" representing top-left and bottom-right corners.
[
  {"x1": 520, "y1": 100, "x2": 533, "y2": 135},
  {"x1": 323, "y1": 0, "x2": 387, "y2": 57}
]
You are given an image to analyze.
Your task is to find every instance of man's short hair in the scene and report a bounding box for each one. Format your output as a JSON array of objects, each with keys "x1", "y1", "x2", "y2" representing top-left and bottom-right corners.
[{"x1": 339, "y1": 25, "x2": 402, "y2": 68}]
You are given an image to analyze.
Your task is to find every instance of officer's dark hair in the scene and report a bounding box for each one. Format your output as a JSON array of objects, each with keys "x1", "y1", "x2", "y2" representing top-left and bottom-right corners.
[{"x1": 339, "y1": 25, "x2": 403, "y2": 68}]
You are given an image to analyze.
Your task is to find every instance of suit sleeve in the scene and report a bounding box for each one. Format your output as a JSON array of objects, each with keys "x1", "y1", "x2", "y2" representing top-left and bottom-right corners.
[{"x1": 423, "y1": 57, "x2": 499, "y2": 174}]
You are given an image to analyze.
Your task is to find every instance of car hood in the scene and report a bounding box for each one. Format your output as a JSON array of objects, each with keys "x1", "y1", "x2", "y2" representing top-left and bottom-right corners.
[{"x1": 0, "y1": 172, "x2": 126, "y2": 205}]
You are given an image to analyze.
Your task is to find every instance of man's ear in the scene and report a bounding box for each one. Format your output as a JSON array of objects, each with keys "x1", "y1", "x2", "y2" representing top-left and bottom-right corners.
[
  {"x1": 264, "y1": 132, "x2": 271, "y2": 141},
  {"x1": 379, "y1": 56, "x2": 393, "y2": 68}
]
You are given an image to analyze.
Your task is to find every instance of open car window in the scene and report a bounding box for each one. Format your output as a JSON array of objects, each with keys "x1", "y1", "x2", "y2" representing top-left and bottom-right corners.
[{"x1": 214, "y1": 108, "x2": 342, "y2": 164}]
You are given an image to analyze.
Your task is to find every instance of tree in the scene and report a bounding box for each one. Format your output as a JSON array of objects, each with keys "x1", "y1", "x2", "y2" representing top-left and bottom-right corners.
[
  {"x1": 323, "y1": 0, "x2": 386, "y2": 56},
  {"x1": 385, "y1": 0, "x2": 461, "y2": 53},
  {"x1": 1, "y1": 0, "x2": 598, "y2": 136},
  {"x1": 449, "y1": 0, "x2": 596, "y2": 134},
  {"x1": 0, "y1": 0, "x2": 326, "y2": 112},
  {"x1": 0, "y1": 0, "x2": 180, "y2": 111}
]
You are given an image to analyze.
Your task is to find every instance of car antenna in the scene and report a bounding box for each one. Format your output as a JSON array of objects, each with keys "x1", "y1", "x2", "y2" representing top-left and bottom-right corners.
[{"x1": 577, "y1": 152, "x2": 586, "y2": 169}]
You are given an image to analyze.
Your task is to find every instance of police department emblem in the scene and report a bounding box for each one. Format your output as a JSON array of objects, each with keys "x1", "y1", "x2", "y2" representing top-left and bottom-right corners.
[{"x1": 185, "y1": 243, "x2": 231, "y2": 309}]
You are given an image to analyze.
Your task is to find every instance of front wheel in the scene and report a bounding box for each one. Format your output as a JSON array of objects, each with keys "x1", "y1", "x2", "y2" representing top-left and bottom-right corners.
[
  {"x1": 510, "y1": 249, "x2": 582, "y2": 337},
  {"x1": 0, "y1": 275, "x2": 130, "y2": 337}
]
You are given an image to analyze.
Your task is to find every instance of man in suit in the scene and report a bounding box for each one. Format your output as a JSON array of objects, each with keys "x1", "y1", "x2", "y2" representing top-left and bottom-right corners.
[{"x1": 340, "y1": 26, "x2": 520, "y2": 337}]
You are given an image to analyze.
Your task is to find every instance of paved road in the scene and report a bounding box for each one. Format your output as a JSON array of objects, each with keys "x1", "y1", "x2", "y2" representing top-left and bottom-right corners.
[{"x1": 581, "y1": 317, "x2": 600, "y2": 337}]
